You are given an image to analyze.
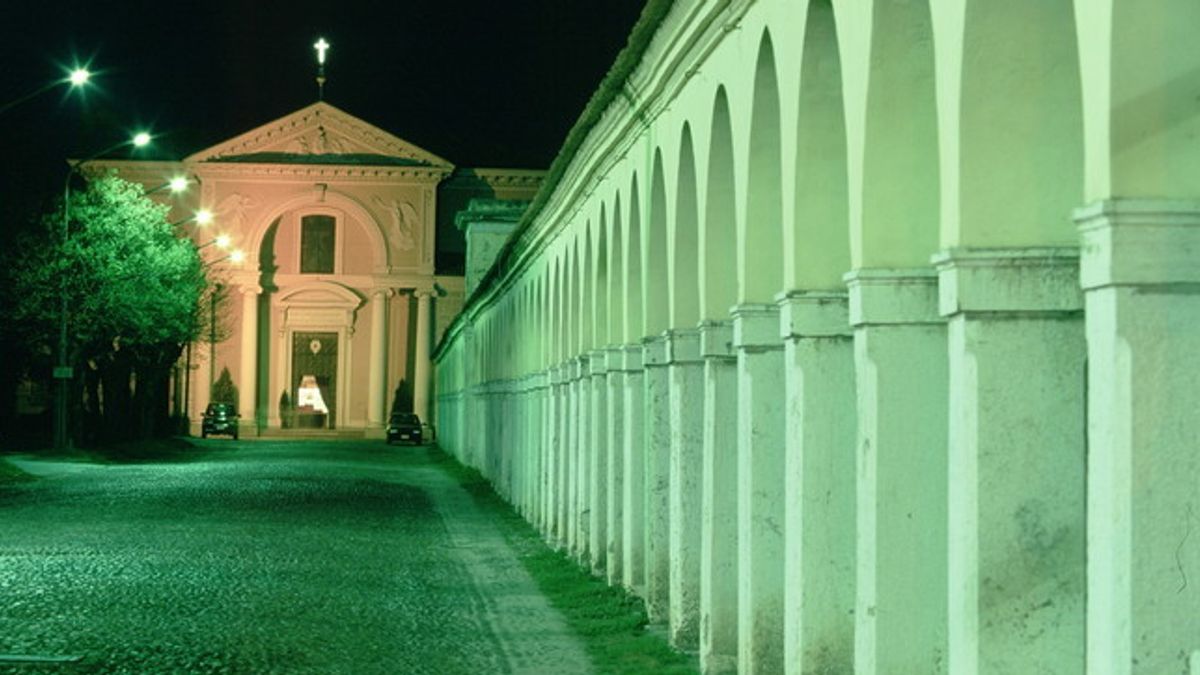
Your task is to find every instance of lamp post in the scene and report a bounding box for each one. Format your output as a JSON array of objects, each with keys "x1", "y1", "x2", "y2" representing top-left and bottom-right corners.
[
  {"x1": 0, "y1": 67, "x2": 90, "y2": 116},
  {"x1": 53, "y1": 131, "x2": 152, "y2": 450}
]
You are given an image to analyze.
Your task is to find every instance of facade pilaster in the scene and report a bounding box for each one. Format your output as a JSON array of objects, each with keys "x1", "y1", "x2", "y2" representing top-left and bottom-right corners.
[
  {"x1": 458, "y1": 325, "x2": 476, "y2": 466},
  {"x1": 642, "y1": 333, "x2": 672, "y2": 624},
  {"x1": 1076, "y1": 199, "x2": 1200, "y2": 675},
  {"x1": 552, "y1": 363, "x2": 569, "y2": 547},
  {"x1": 699, "y1": 319, "x2": 738, "y2": 675},
  {"x1": 366, "y1": 289, "x2": 390, "y2": 434},
  {"x1": 538, "y1": 369, "x2": 552, "y2": 532},
  {"x1": 604, "y1": 346, "x2": 626, "y2": 586},
  {"x1": 733, "y1": 303, "x2": 786, "y2": 675},
  {"x1": 413, "y1": 290, "x2": 433, "y2": 430},
  {"x1": 566, "y1": 357, "x2": 584, "y2": 557},
  {"x1": 621, "y1": 343, "x2": 646, "y2": 594},
  {"x1": 778, "y1": 291, "x2": 856, "y2": 675},
  {"x1": 588, "y1": 349, "x2": 610, "y2": 576},
  {"x1": 531, "y1": 371, "x2": 548, "y2": 525},
  {"x1": 933, "y1": 247, "x2": 1086, "y2": 674},
  {"x1": 845, "y1": 268, "x2": 948, "y2": 675},
  {"x1": 667, "y1": 327, "x2": 704, "y2": 650},
  {"x1": 238, "y1": 285, "x2": 260, "y2": 432},
  {"x1": 574, "y1": 355, "x2": 591, "y2": 562}
]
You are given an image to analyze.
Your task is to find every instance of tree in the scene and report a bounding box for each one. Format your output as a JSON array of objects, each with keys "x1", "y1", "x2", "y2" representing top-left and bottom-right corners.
[
  {"x1": 6, "y1": 174, "x2": 208, "y2": 443},
  {"x1": 211, "y1": 367, "x2": 239, "y2": 410}
]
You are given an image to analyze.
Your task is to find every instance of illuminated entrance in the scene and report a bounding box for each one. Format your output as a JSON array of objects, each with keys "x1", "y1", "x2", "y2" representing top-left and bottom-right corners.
[{"x1": 292, "y1": 332, "x2": 338, "y2": 429}]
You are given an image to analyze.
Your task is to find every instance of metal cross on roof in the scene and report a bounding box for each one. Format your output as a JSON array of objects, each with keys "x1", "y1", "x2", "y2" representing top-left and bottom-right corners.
[{"x1": 314, "y1": 37, "x2": 330, "y2": 100}]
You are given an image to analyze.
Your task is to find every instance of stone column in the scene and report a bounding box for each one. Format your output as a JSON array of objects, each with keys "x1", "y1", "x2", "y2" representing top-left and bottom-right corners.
[
  {"x1": 622, "y1": 343, "x2": 646, "y2": 594},
  {"x1": 588, "y1": 349, "x2": 609, "y2": 575},
  {"x1": 366, "y1": 289, "x2": 390, "y2": 432},
  {"x1": 412, "y1": 291, "x2": 433, "y2": 429},
  {"x1": 536, "y1": 369, "x2": 550, "y2": 532},
  {"x1": 605, "y1": 346, "x2": 626, "y2": 586},
  {"x1": 934, "y1": 248, "x2": 1086, "y2": 674},
  {"x1": 845, "y1": 269, "x2": 948, "y2": 675},
  {"x1": 566, "y1": 358, "x2": 582, "y2": 555},
  {"x1": 459, "y1": 325, "x2": 476, "y2": 465},
  {"x1": 1077, "y1": 200, "x2": 1200, "y2": 675},
  {"x1": 734, "y1": 303, "x2": 786, "y2": 674},
  {"x1": 699, "y1": 319, "x2": 738, "y2": 675},
  {"x1": 238, "y1": 285, "x2": 259, "y2": 431},
  {"x1": 545, "y1": 365, "x2": 564, "y2": 541},
  {"x1": 574, "y1": 356, "x2": 591, "y2": 561},
  {"x1": 668, "y1": 328, "x2": 704, "y2": 650},
  {"x1": 778, "y1": 291, "x2": 856, "y2": 674},
  {"x1": 556, "y1": 363, "x2": 571, "y2": 547},
  {"x1": 643, "y1": 333, "x2": 672, "y2": 624}
]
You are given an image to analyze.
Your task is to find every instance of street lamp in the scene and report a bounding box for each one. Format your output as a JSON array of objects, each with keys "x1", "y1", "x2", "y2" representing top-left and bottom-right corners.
[
  {"x1": 145, "y1": 175, "x2": 191, "y2": 197},
  {"x1": 197, "y1": 233, "x2": 232, "y2": 250},
  {"x1": 170, "y1": 208, "x2": 213, "y2": 229},
  {"x1": 53, "y1": 130, "x2": 153, "y2": 450},
  {"x1": 204, "y1": 249, "x2": 245, "y2": 267},
  {"x1": 0, "y1": 65, "x2": 92, "y2": 116}
]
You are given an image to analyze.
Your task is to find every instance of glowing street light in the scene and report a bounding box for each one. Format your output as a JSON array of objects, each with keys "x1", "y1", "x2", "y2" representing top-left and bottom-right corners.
[
  {"x1": 198, "y1": 233, "x2": 232, "y2": 250},
  {"x1": 133, "y1": 132, "x2": 151, "y2": 147},
  {"x1": 170, "y1": 209, "x2": 213, "y2": 228},
  {"x1": 205, "y1": 248, "x2": 245, "y2": 267},
  {"x1": 0, "y1": 65, "x2": 94, "y2": 115},
  {"x1": 145, "y1": 175, "x2": 192, "y2": 197}
]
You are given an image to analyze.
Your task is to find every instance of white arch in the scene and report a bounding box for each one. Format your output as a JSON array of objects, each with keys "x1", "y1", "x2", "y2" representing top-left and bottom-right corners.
[{"x1": 244, "y1": 188, "x2": 389, "y2": 272}]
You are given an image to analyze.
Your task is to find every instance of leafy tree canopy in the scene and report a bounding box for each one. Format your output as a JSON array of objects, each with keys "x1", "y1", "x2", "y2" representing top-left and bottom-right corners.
[{"x1": 9, "y1": 174, "x2": 207, "y2": 363}]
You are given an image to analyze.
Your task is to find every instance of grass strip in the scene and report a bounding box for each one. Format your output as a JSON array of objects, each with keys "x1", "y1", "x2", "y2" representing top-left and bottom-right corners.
[
  {"x1": 0, "y1": 457, "x2": 36, "y2": 485},
  {"x1": 429, "y1": 446, "x2": 697, "y2": 674}
]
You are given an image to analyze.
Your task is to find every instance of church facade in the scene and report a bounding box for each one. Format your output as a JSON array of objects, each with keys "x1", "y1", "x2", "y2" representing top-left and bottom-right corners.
[{"x1": 98, "y1": 102, "x2": 541, "y2": 435}]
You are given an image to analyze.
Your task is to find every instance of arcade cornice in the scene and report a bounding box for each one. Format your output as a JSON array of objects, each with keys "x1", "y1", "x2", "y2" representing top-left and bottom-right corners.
[{"x1": 437, "y1": 0, "x2": 754, "y2": 358}]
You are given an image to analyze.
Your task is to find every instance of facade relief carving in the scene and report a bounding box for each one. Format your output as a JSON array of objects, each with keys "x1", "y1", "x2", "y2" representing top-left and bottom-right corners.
[
  {"x1": 372, "y1": 195, "x2": 420, "y2": 256},
  {"x1": 214, "y1": 193, "x2": 259, "y2": 232},
  {"x1": 289, "y1": 125, "x2": 350, "y2": 155}
]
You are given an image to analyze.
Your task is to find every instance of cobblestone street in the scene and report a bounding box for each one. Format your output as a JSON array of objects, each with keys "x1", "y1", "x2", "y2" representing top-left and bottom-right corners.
[{"x1": 0, "y1": 441, "x2": 593, "y2": 674}]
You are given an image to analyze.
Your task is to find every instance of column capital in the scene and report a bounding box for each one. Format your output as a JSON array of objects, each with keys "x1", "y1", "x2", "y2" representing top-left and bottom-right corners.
[
  {"x1": 240, "y1": 283, "x2": 263, "y2": 297},
  {"x1": 776, "y1": 290, "x2": 851, "y2": 339},
  {"x1": 664, "y1": 328, "x2": 703, "y2": 365},
  {"x1": 604, "y1": 345, "x2": 626, "y2": 372},
  {"x1": 932, "y1": 247, "x2": 1081, "y2": 317},
  {"x1": 844, "y1": 267, "x2": 940, "y2": 328},
  {"x1": 698, "y1": 320, "x2": 735, "y2": 359},
  {"x1": 588, "y1": 349, "x2": 610, "y2": 376},
  {"x1": 642, "y1": 333, "x2": 670, "y2": 367},
  {"x1": 1075, "y1": 198, "x2": 1200, "y2": 290},
  {"x1": 621, "y1": 342, "x2": 644, "y2": 372},
  {"x1": 731, "y1": 303, "x2": 783, "y2": 351}
]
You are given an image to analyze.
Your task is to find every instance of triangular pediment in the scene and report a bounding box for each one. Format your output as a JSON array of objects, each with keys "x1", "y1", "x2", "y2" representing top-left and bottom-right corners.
[{"x1": 185, "y1": 102, "x2": 453, "y2": 169}]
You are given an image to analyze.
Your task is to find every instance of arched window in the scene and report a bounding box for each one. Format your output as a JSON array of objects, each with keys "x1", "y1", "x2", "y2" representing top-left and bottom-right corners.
[{"x1": 300, "y1": 214, "x2": 336, "y2": 273}]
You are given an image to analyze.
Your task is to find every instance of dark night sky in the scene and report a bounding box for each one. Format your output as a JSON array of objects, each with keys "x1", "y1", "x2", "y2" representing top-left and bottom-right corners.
[{"x1": 0, "y1": 0, "x2": 648, "y2": 228}]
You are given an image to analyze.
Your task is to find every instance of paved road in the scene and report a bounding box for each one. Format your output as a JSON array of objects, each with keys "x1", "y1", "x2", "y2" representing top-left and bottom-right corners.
[{"x1": 0, "y1": 441, "x2": 592, "y2": 674}]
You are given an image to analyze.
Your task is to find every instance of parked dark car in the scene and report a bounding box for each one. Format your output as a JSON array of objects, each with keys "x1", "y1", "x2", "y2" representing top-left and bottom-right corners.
[
  {"x1": 387, "y1": 412, "x2": 422, "y2": 445},
  {"x1": 202, "y1": 403, "x2": 239, "y2": 439}
]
